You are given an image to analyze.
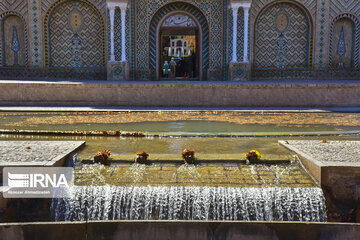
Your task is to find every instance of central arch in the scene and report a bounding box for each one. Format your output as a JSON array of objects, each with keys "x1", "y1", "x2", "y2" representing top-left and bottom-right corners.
[{"x1": 149, "y1": 3, "x2": 209, "y2": 80}]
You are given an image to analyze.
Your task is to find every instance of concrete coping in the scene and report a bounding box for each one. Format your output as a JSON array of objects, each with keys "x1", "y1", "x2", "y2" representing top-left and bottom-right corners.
[{"x1": 0, "y1": 141, "x2": 85, "y2": 167}]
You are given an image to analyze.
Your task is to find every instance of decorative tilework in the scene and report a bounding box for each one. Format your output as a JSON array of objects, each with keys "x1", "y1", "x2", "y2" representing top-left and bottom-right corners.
[
  {"x1": 134, "y1": 0, "x2": 224, "y2": 80},
  {"x1": 329, "y1": 0, "x2": 360, "y2": 69},
  {"x1": 107, "y1": 8, "x2": 110, "y2": 61},
  {"x1": 227, "y1": 8, "x2": 233, "y2": 65},
  {"x1": 0, "y1": 11, "x2": 29, "y2": 67},
  {"x1": 114, "y1": 7, "x2": 121, "y2": 61},
  {"x1": 30, "y1": 0, "x2": 41, "y2": 66},
  {"x1": 329, "y1": 13, "x2": 360, "y2": 68},
  {"x1": 222, "y1": 0, "x2": 227, "y2": 80},
  {"x1": 44, "y1": 0, "x2": 105, "y2": 68},
  {"x1": 42, "y1": 0, "x2": 107, "y2": 16},
  {"x1": 148, "y1": 2, "x2": 210, "y2": 80},
  {"x1": 125, "y1": 8, "x2": 130, "y2": 62},
  {"x1": 254, "y1": 2, "x2": 311, "y2": 69},
  {"x1": 329, "y1": 0, "x2": 360, "y2": 19},
  {"x1": 251, "y1": 0, "x2": 317, "y2": 19},
  {"x1": 112, "y1": 65, "x2": 123, "y2": 79},
  {"x1": 317, "y1": 0, "x2": 327, "y2": 69},
  {"x1": 237, "y1": 8, "x2": 244, "y2": 62}
]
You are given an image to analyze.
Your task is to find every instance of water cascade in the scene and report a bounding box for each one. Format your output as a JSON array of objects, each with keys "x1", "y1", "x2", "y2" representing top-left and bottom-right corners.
[{"x1": 52, "y1": 186, "x2": 327, "y2": 222}]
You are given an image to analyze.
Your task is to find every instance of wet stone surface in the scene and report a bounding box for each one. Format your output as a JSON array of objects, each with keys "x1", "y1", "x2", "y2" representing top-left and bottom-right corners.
[
  {"x1": 0, "y1": 141, "x2": 85, "y2": 165},
  {"x1": 73, "y1": 162, "x2": 316, "y2": 188}
]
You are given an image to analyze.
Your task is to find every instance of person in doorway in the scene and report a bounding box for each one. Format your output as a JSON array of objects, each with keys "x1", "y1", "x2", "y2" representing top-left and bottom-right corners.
[
  {"x1": 169, "y1": 57, "x2": 176, "y2": 78},
  {"x1": 163, "y1": 61, "x2": 169, "y2": 78}
]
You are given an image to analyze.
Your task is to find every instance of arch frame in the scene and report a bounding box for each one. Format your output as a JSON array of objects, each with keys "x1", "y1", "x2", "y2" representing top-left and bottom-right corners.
[
  {"x1": 43, "y1": 0, "x2": 106, "y2": 68},
  {"x1": 149, "y1": 2, "x2": 209, "y2": 80},
  {"x1": 329, "y1": 13, "x2": 360, "y2": 69},
  {"x1": 252, "y1": 0, "x2": 314, "y2": 71},
  {"x1": 0, "y1": 10, "x2": 29, "y2": 67}
]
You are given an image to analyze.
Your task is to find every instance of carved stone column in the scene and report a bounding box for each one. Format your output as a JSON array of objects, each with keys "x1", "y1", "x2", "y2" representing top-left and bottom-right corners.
[
  {"x1": 243, "y1": 6, "x2": 250, "y2": 63},
  {"x1": 107, "y1": 0, "x2": 129, "y2": 80}
]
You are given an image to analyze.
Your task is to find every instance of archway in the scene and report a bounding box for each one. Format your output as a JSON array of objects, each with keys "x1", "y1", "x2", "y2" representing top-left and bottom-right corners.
[
  {"x1": 329, "y1": 14, "x2": 360, "y2": 69},
  {"x1": 254, "y1": 1, "x2": 313, "y2": 70},
  {"x1": 44, "y1": 0, "x2": 105, "y2": 69},
  {"x1": 0, "y1": 11, "x2": 28, "y2": 67},
  {"x1": 149, "y1": 3, "x2": 209, "y2": 80},
  {"x1": 159, "y1": 13, "x2": 199, "y2": 79}
]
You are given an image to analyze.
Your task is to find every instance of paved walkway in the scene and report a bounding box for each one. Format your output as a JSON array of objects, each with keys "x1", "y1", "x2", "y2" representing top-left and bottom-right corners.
[
  {"x1": 280, "y1": 140, "x2": 360, "y2": 166},
  {"x1": 0, "y1": 141, "x2": 85, "y2": 167}
]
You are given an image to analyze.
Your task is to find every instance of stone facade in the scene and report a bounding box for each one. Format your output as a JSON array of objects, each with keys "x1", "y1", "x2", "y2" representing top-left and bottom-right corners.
[{"x1": 0, "y1": 0, "x2": 359, "y2": 81}]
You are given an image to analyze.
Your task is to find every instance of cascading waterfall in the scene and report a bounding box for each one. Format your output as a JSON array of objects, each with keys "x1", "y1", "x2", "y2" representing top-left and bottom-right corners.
[{"x1": 51, "y1": 186, "x2": 327, "y2": 222}]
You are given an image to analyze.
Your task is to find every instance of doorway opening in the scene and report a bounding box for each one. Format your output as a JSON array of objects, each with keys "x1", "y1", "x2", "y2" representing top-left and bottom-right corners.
[{"x1": 159, "y1": 14, "x2": 200, "y2": 80}]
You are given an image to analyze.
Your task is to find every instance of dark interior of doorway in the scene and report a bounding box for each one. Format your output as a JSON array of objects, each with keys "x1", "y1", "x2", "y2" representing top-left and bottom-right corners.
[{"x1": 160, "y1": 28, "x2": 199, "y2": 80}]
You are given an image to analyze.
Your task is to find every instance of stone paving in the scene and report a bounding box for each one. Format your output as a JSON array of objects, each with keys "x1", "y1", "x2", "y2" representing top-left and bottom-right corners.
[
  {"x1": 279, "y1": 140, "x2": 360, "y2": 166},
  {"x1": 0, "y1": 141, "x2": 85, "y2": 166}
]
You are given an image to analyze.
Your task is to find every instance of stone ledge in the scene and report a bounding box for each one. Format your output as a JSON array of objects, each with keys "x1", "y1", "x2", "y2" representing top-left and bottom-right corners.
[
  {"x1": 0, "y1": 81, "x2": 360, "y2": 107},
  {"x1": 279, "y1": 140, "x2": 360, "y2": 203},
  {"x1": 0, "y1": 221, "x2": 359, "y2": 240}
]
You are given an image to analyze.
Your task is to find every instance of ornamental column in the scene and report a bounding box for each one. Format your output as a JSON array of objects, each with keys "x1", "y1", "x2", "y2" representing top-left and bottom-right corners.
[
  {"x1": 243, "y1": 6, "x2": 250, "y2": 63},
  {"x1": 108, "y1": 4, "x2": 115, "y2": 62},
  {"x1": 106, "y1": 0, "x2": 129, "y2": 80},
  {"x1": 120, "y1": 5, "x2": 127, "y2": 62},
  {"x1": 229, "y1": 1, "x2": 252, "y2": 81},
  {"x1": 231, "y1": 6, "x2": 239, "y2": 63}
]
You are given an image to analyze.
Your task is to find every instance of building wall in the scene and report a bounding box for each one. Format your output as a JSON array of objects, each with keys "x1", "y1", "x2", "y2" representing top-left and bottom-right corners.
[{"x1": 0, "y1": 0, "x2": 359, "y2": 81}]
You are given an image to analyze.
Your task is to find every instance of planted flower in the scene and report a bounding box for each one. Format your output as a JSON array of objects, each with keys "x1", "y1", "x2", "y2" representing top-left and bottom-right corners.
[
  {"x1": 182, "y1": 149, "x2": 195, "y2": 164},
  {"x1": 135, "y1": 151, "x2": 149, "y2": 164},
  {"x1": 246, "y1": 150, "x2": 261, "y2": 163},
  {"x1": 94, "y1": 149, "x2": 111, "y2": 165}
]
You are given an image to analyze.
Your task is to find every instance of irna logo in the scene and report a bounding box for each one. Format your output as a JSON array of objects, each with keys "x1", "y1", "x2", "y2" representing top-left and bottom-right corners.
[{"x1": 8, "y1": 172, "x2": 69, "y2": 188}]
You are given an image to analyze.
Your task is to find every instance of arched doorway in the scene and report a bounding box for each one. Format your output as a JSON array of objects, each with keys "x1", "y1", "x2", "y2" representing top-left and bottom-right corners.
[
  {"x1": 149, "y1": 3, "x2": 209, "y2": 80},
  {"x1": 159, "y1": 14, "x2": 199, "y2": 79},
  {"x1": 44, "y1": 0, "x2": 105, "y2": 69},
  {"x1": 254, "y1": 2, "x2": 313, "y2": 70}
]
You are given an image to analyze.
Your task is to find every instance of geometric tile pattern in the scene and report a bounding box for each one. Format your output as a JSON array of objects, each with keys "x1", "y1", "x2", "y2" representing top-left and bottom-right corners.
[
  {"x1": 0, "y1": 11, "x2": 29, "y2": 67},
  {"x1": 148, "y1": 2, "x2": 209, "y2": 80},
  {"x1": 329, "y1": 13, "x2": 360, "y2": 68},
  {"x1": 42, "y1": 0, "x2": 107, "y2": 16},
  {"x1": 251, "y1": 0, "x2": 316, "y2": 70},
  {"x1": 251, "y1": 0, "x2": 317, "y2": 20},
  {"x1": 330, "y1": 0, "x2": 360, "y2": 19},
  {"x1": 316, "y1": 0, "x2": 328, "y2": 69},
  {"x1": 30, "y1": 0, "x2": 41, "y2": 66},
  {"x1": 0, "y1": 0, "x2": 29, "y2": 67},
  {"x1": 254, "y1": 2, "x2": 311, "y2": 69},
  {"x1": 114, "y1": 7, "x2": 121, "y2": 62},
  {"x1": 126, "y1": 8, "x2": 130, "y2": 62},
  {"x1": 329, "y1": 0, "x2": 360, "y2": 69},
  {"x1": 44, "y1": 0, "x2": 105, "y2": 68},
  {"x1": 0, "y1": 0, "x2": 28, "y2": 16},
  {"x1": 107, "y1": 8, "x2": 110, "y2": 60}
]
